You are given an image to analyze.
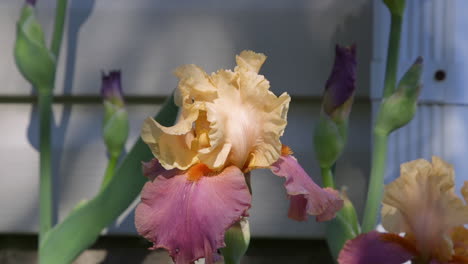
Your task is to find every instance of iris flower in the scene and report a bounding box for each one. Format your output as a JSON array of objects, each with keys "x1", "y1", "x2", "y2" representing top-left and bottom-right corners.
[
  {"x1": 135, "y1": 50, "x2": 343, "y2": 263},
  {"x1": 339, "y1": 157, "x2": 468, "y2": 264}
]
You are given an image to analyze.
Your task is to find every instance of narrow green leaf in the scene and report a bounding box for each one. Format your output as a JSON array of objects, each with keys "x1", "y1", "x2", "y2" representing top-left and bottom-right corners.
[{"x1": 39, "y1": 95, "x2": 178, "y2": 264}]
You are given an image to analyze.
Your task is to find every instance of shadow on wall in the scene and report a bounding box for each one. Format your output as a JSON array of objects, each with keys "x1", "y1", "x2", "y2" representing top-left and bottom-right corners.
[{"x1": 23, "y1": 0, "x2": 97, "y2": 230}]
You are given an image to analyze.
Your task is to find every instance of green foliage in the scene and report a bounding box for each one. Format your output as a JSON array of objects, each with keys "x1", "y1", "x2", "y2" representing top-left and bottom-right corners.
[{"x1": 39, "y1": 96, "x2": 179, "y2": 264}]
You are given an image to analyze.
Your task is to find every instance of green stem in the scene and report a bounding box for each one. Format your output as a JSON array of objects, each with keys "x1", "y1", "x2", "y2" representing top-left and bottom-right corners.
[
  {"x1": 361, "y1": 132, "x2": 388, "y2": 232},
  {"x1": 38, "y1": 92, "x2": 53, "y2": 242},
  {"x1": 50, "y1": 0, "x2": 68, "y2": 58},
  {"x1": 382, "y1": 14, "x2": 403, "y2": 98},
  {"x1": 321, "y1": 167, "x2": 335, "y2": 189},
  {"x1": 100, "y1": 154, "x2": 119, "y2": 192}
]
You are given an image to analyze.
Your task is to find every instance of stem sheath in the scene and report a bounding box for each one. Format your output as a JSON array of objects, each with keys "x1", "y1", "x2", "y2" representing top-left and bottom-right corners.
[
  {"x1": 382, "y1": 14, "x2": 403, "y2": 98},
  {"x1": 50, "y1": 0, "x2": 68, "y2": 58}
]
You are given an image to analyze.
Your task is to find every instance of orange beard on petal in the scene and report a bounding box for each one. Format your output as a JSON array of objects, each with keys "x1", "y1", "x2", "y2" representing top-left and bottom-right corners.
[
  {"x1": 187, "y1": 163, "x2": 213, "y2": 181},
  {"x1": 281, "y1": 145, "x2": 293, "y2": 156},
  {"x1": 452, "y1": 226, "x2": 468, "y2": 258}
]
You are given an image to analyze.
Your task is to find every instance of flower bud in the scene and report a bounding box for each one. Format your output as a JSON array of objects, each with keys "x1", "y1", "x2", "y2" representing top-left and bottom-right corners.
[
  {"x1": 314, "y1": 44, "x2": 357, "y2": 168},
  {"x1": 14, "y1": 3, "x2": 56, "y2": 91},
  {"x1": 322, "y1": 44, "x2": 357, "y2": 123},
  {"x1": 375, "y1": 57, "x2": 423, "y2": 135},
  {"x1": 101, "y1": 71, "x2": 125, "y2": 107},
  {"x1": 383, "y1": 0, "x2": 406, "y2": 16},
  {"x1": 220, "y1": 218, "x2": 250, "y2": 264},
  {"x1": 101, "y1": 71, "x2": 129, "y2": 157}
]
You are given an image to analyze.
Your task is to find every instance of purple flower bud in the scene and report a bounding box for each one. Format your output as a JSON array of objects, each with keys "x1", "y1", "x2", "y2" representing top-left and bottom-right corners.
[
  {"x1": 101, "y1": 70, "x2": 124, "y2": 107},
  {"x1": 322, "y1": 44, "x2": 357, "y2": 120},
  {"x1": 26, "y1": 0, "x2": 37, "y2": 6}
]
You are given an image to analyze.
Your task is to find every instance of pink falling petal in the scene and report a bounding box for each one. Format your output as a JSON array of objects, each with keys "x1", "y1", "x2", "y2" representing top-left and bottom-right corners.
[
  {"x1": 270, "y1": 155, "x2": 343, "y2": 222},
  {"x1": 135, "y1": 165, "x2": 252, "y2": 264},
  {"x1": 338, "y1": 231, "x2": 416, "y2": 264}
]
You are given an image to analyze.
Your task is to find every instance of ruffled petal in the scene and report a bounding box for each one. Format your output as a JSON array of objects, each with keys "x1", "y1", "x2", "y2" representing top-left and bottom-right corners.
[
  {"x1": 338, "y1": 231, "x2": 417, "y2": 264},
  {"x1": 270, "y1": 154, "x2": 343, "y2": 221},
  {"x1": 235, "y1": 50, "x2": 267, "y2": 73},
  {"x1": 141, "y1": 117, "x2": 199, "y2": 170},
  {"x1": 174, "y1": 64, "x2": 217, "y2": 106},
  {"x1": 247, "y1": 91, "x2": 290, "y2": 169},
  {"x1": 382, "y1": 157, "x2": 468, "y2": 261},
  {"x1": 462, "y1": 181, "x2": 468, "y2": 204},
  {"x1": 135, "y1": 166, "x2": 252, "y2": 264}
]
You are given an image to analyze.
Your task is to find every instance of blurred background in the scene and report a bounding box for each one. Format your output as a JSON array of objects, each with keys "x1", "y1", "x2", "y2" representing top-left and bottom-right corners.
[{"x1": 1, "y1": 0, "x2": 464, "y2": 262}]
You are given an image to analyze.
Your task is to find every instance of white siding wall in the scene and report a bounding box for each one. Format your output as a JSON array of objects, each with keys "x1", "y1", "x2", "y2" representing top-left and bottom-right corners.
[
  {"x1": 0, "y1": 0, "x2": 372, "y2": 237},
  {"x1": 372, "y1": 0, "x2": 468, "y2": 194}
]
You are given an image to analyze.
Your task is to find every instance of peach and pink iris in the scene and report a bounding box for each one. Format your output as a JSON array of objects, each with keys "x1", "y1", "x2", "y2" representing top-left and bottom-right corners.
[
  {"x1": 135, "y1": 51, "x2": 343, "y2": 263},
  {"x1": 339, "y1": 157, "x2": 468, "y2": 264}
]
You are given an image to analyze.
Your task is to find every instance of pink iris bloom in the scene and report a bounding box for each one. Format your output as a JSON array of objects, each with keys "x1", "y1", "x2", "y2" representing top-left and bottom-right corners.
[
  {"x1": 135, "y1": 51, "x2": 343, "y2": 263},
  {"x1": 339, "y1": 157, "x2": 468, "y2": 264}
]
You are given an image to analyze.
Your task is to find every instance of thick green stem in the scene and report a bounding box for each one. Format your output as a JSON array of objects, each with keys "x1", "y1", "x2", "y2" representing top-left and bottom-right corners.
[
  {"x1": 321, "y1": 167, "x2": 335, "y2": 189},
  {"x1": 100, "y1": 154, "x2": 119, "y2": 192},
  {"x1": 50, "y1": 0, "x2": 68, "y2": 58},
  {"x1": 361, "y1": 132, "x2": 388, "y2": 232},
  {"x1": 38, "y1": 92, "x2": 53, "y2": 242},
  {"x1": 382, "y1": 14, "x2": 403, "y2": 98}
]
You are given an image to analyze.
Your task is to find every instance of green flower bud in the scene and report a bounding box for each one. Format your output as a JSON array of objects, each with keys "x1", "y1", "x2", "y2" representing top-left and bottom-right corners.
[
  {"x1": 102, "y1": 71, "x2": 129, "y2": 157},
  {"x1": 375, "y1": 57, "x2": 423, "y2": 135},
  {"x1": 314, "y1": 115, "x2": 346, "y2": 168},
  {"x1": 14, "y1": 3, "x2": 56, "y2": 91},
  {"x1": 221, "y1": 218, "x2": 250, "y2": 264},
  {"x1": 383, "y1": 0, "x2": 406, "y2": 16}
]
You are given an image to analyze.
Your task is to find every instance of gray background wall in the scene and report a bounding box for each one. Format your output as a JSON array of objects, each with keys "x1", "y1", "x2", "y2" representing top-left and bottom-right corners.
[{"x1": 0, "y1": 0, "x2": 372, "y2": 238}]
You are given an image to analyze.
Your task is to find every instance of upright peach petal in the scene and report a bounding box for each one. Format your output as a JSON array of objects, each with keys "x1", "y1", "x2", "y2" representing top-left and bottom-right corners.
[
  {"x1": 174, "y1": 64, "x2": 217, "y2": 106},
  {"x1": 198, "y1": 65, "x2": 289, "y2": 170},
  {"x1": 235, "y1": 50, "x2": 266, "y2": 73},
  {"x1": 382, "y1": 157, "x2": 468, "y2": 262},
  {"x1": 145, "y1": 51, "x2": 290, "y2": 172}
]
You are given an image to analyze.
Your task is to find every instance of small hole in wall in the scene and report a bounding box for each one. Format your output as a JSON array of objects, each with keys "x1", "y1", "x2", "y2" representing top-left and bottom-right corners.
[{"x1": 434, "y1": 70, "x2": 446, "y2": 82}]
